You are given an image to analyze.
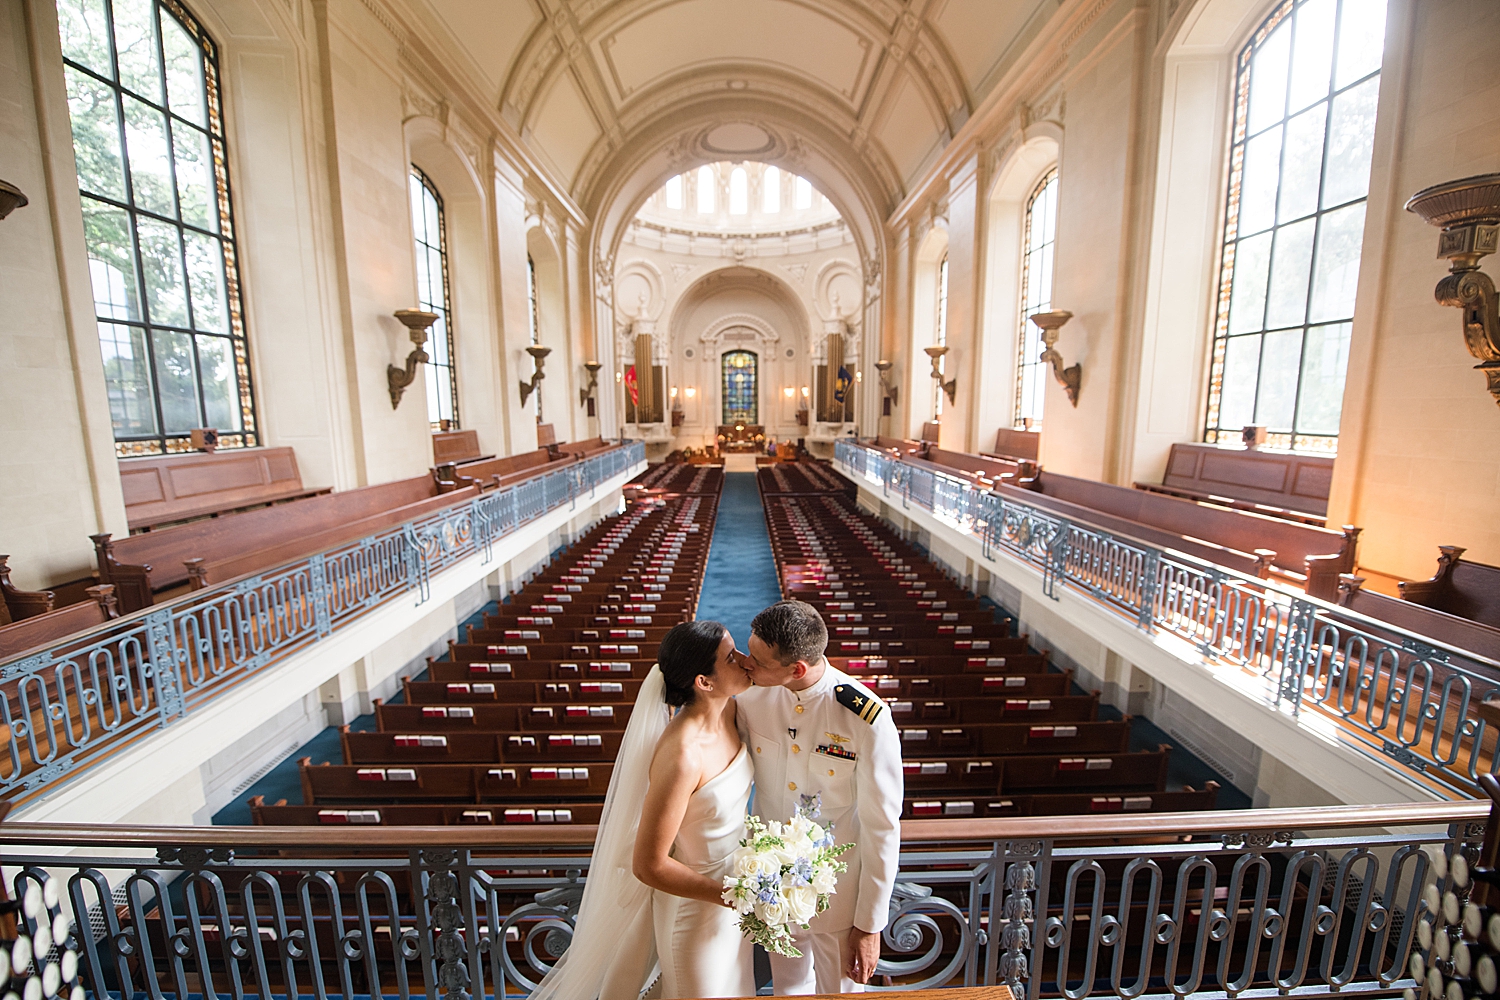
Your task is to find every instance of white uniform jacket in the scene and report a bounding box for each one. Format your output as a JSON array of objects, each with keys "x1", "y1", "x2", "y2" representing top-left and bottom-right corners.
[{"x1": 736, "y1": 662, "x2": 904, "y2": 935}]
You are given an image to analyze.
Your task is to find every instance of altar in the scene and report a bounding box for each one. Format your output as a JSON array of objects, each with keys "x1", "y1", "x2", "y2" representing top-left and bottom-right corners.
[{"x1": 715, "y1": 423, "x2": 764, "y2": 453}]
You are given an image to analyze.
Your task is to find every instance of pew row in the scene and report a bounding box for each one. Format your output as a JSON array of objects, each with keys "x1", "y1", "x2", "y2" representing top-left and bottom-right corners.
[
  {"x1": 1133, "y1": 442, "x2": 1332, "y2": 523},
  {"x1": 119, "y1": 447, "x2": 331, "y2": 532},
  {"x1": 1399, "y1": 546, "x2": 1500, "y2": 630}
]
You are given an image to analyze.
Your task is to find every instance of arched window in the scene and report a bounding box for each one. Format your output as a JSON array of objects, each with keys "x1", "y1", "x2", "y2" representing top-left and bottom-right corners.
[
  {"x1": 664, "y1": 174, "x2": 683, "y2": 210},
  {"x1": 1204, "y1": 0, "x2": 1387, "y2": 452},
  {"x1": 722, "y1": 350, "x2": 758, "y2": 424},
  {"x1": 59, "y1": 0, "x2": 256, "y2": 455},
  {"x1": 933, "y1": 255, "x2": 950, "y2": 417},
  {"x1": 763, "y1": 166, "x2": 780, "y2": 212},
  {"x1": 729, "y1": 166, "x2": 748, "y2": 214},
  {"x1": 794, "y1": 176, "x2": 813, "y2": 210},
  {"x1": 526, "y1": 253, "x2": 540, "y2": 347},
  {"x1": 410, "y1": 167, "x2": 457, "y2": 430},
  {"x1": 1016, "y1": 169, "x2": 1059, "y2": 427},
  {"x1": 697, "y1": 165, "x2": 715, "y2": 213}
]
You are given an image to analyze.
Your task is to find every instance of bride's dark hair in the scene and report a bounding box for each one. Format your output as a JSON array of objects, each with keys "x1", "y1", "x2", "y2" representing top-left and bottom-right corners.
[{"x1": 657, "y1": 620, "x2": 729, "y2": 707}]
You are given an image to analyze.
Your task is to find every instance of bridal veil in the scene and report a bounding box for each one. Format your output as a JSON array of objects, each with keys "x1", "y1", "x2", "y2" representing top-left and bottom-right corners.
[{"x1": 527, "y1": 664, "x2": 670, "y2": 1000}]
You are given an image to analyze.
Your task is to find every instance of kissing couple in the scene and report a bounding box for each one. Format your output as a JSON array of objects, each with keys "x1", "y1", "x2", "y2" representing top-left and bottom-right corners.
[{"x1": 529, "y1": 599, "x2": 904, "y2": 998}]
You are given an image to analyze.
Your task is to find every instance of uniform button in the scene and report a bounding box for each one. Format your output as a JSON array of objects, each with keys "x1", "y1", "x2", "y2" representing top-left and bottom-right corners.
[
  {"x1": 792, "y1": 744, "x2": 801, "y2": 754},
  {"x1": 756, "y1": 746, "x2": 762, "y2": 754},
  {"x1": 828, "y1": 769, "x2": 836, "y2": 776},
  {"x1": 788, "y1": 782, "x2": 797, "y2": 791},
  {"x1": 795, "y1": 705, "x2": 805, "y2": 714}
]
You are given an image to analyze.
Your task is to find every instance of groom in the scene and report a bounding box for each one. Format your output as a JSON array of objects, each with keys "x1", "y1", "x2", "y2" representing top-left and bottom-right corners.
[{"x1": 737, "y1": 600, "x2": 904, "y2": 994}]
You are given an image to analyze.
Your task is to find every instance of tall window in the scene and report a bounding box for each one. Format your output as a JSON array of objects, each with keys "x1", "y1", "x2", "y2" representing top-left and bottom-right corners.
[
  {"x1": 1204, "y1": 0, "x2": 1387, "y2": 452},
  {"x1": 697, "y1": 165, "x2": 715, "y2": 213},
  {"x1": 933, "y1": 256, "x2": 949, "y2": 417},
  {"x1": 729, "y1": 166, "x2": 748, "y2": 215},
  {"x1": 794, "y1": 176, "x2": 813, "y2": 210},
  {"x1": 1016, "y1": 169, "x2": 1059, "y2": 427},
  {"x1": 722, "y1": 350, "x2": 758, "y2": 424},
  {"x1": 59, "y1": 0, "x2": 256, "y2": 455},
  {"x1": 763, "y1": 166, "x2": 780, "y2": 212},
  {"x1": 664, "y1": 174, "x2": 683, "y2": 210},
  {"x1": 526, "y1": 254, "x2": 540, "y2": 347},
  {"x1": 410, "y1": 167, "x2": 457, "y2": 430}
]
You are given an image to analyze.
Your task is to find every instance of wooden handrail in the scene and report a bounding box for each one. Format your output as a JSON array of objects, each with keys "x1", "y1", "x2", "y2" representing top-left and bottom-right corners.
[{"x1": 1, "y1": 800, "x2": 1483, "y2": 850}]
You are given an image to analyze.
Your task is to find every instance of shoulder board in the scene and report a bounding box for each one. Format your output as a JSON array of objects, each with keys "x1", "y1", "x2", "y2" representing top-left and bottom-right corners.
[{"x1": 834, "y1": 683, "x2": 883, "y2": 724}]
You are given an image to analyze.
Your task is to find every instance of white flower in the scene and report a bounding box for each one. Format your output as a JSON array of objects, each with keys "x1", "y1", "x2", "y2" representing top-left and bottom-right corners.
[
  {"x1": 811, "y1": 868, "x2": 838, "y2": 895},
  {"x1": 755, "y1": 899, "x2": 789, "y2": 926},
  {"x1": 782, "y1": 884, "x2": 818, "y2": 924},
  {"x1": 732, "y1": 847, "x2": 773, "y2": 878}
]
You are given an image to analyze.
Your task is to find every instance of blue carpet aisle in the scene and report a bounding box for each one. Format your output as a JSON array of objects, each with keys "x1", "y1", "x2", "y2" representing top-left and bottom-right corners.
[{"x1": 695, "y1": 472, "x2": 783, "y2": 646}]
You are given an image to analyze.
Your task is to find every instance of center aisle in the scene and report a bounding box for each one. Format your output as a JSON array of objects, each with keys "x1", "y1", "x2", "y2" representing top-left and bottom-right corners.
[{"x1": 695, "y1": 472, "x2": 782, "y2": 646}]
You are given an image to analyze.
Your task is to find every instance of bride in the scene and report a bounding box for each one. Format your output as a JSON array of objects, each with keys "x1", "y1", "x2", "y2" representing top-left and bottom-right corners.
[{"x1": 527, "y1": 620, "x2": 756, "y2": 1000}]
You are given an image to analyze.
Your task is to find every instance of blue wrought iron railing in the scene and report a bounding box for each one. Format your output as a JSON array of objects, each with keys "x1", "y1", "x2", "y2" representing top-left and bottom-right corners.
[
  {"x1": 835, "y1": 439, "x2": 1500, "y2": 799},
  {"x1": 0, "y1": 798, "x2": 1485, "y2": 999},
  {"x1": 0, "y1": 442, "x2": 645, "y2": 804}
]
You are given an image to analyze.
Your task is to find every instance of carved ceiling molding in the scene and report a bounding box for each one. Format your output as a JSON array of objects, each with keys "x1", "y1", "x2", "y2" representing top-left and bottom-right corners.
[{"x1": 699, "y1": 313, "x2": 782, "y2": 345}]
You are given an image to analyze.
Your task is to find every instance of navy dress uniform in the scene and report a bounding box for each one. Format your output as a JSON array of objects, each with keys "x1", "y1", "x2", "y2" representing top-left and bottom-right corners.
[{"x1": 736, "y1": 661, "x2": 904, "y2": 994}]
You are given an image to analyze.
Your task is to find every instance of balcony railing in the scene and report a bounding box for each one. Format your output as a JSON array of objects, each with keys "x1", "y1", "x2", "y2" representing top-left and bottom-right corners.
[
  {"x1": 0, "y1": 443, "x2": 645, "y2": 806},
  {"x1": 835, "y1": 439, "x2": 1500, "y2": 799},
  {"x1": 0, "y1": 799, "x2": 1485, "y2": 999}
]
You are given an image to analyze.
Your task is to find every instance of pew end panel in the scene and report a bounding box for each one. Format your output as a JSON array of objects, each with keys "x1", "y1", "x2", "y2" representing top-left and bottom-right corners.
[
  {"x1": 1399, "y1": 546, "x2": 1500, "y2": 629},
  {"x1": 0, "y1": 554, "x2": 55, "y2": 622},
  {"x1": 0, "y1": 583, "x2": 118, "y2": 659},
  {"x1": 90, "y1": 533, "x2": 154, "y2": 613}
]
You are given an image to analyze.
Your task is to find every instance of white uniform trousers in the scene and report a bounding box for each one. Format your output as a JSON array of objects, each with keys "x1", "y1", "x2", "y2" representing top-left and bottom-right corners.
[{"x1": 769, "y1": 930, "x2": 863, "y2": 995}]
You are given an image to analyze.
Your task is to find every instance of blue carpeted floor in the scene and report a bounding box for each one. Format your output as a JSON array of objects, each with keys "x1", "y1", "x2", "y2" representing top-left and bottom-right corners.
[{"x1": 696, "y1": 473, "x2": 783, "y2": 647}]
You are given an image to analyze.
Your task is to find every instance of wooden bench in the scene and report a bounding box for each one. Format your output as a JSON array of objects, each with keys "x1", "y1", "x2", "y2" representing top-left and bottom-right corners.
[
  {"x1": 0, "y1": 554, "x2": 55, "y2": 623},
  {"x1": 1399, "y1": 547, "x2": 1500, "y2": 629},
  {"x1": 432, "y1": 429, "x2": 492, "y2": 466},
  {"x1": 185, "y1": 485, "x2": 480, "y2": 590},
  {"x1": 435, "y1": 448, "x2": 576, "y2": 492},
  {"x1": 868, "y1": 435, "x2": 922, "y2": 455},
  {"x1": 910, "y1": 448, "x2": 1034, "y2": 490},
  {"x1": 92, "y1": 474, "x2": 446, "y2": 611},
  {"x1": 119, "y1": 448, "x2": 330, "y2": 532},
  {"x1": 560, "y1": 437, "x2": 622, "y2": 459},
  {"x1": 1134, "y1": 442, "x2": 1332, "y2": 524},
  {"x1": 1337, "y1": 574, "x2": 1500, "y2": 665},
  {"x1": 983, "y1": 427, "x2": 1040, "y2": 463},
  {"x1": 0, "y1": 578, "x2": 117, "y2": 659},
  {"x1": 1017, "y1": 471, "x2": 1359, "y2": 599}
]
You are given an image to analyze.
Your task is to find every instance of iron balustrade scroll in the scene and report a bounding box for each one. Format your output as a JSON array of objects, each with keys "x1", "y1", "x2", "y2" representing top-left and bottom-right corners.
[
  {"x1": 835, "y1": 440, "x2": 1500, "y2": 799},
  {"x1": 0, "y1": 801, "x2": 1485, "y2": 1000},
  {"x1": 0, "y1": 443, "x2": 644, "y2": 804}
]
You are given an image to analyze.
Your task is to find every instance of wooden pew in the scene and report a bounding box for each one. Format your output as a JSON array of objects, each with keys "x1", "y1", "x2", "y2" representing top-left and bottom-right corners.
[
  {"x1": 119, "y1": 448, "x2": 330, "y2": 532},
  {"x1": 904, "y1": 784, "x2": 1219, "y2": 819},
  {"x1": 1399, "y1": 547, "x2": 1500, "y2": 629},
  {"x1": 1134, "y1": 442, "x2": 1331, "y2": 524},
  {"x1": 908, "y1": 448, "x2": 1034, "y2": 490},
  {"x1": 560, "y1": 437, "x2": 623, "y2": 459},
  {"x1": 0, "y1": 554, "x2": 55, "y2": 622},
  {"x1": 0, "y1": 581, "x2": 118, "y2": 659},
  {"x1": 432, "y1": 429, "x2": 490, "y2": 466},
  {"x1": 983, "y1": 427, "x2": 1040, "y2": 463},
  {"x1": 251, "y1": 797, "x2": 604, "y2": 826},
  {"x1": 1337, "y1": 574, "x2": 1500, "y2": 666},
  {"x1": 186, "y1": 486, "x2": 480, "y2": 589},
  {"x1": 1011, "y1": 473, "x2": 1360, "y2": 598},
  {"x1": 437, "y1": 448, "x2": 578, "y2": 493},
  {"x1": 91, "y1": 474, "x2": 446, "y2": 611}
]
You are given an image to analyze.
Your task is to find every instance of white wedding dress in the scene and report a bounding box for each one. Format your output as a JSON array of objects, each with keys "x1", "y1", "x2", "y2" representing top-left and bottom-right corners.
[{"x1": 526, "y1": 665, "x2": 756, "y2": 1000}]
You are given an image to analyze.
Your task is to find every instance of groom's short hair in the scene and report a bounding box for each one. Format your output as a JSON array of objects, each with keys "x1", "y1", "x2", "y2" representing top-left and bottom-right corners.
[{"x1": 751, "y1": 600, "x2": 828, "y2": 665}]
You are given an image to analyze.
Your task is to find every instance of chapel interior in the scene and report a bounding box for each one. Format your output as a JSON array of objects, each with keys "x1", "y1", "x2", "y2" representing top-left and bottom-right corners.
[{"x1": 1, "y1": 0, "x2": 1499, "y2": 995}]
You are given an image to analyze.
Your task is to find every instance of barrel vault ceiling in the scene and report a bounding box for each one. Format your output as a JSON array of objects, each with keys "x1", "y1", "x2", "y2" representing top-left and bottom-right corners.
[{"x1": 405, "y1": 0, "x2": 1059, "y2": 204}]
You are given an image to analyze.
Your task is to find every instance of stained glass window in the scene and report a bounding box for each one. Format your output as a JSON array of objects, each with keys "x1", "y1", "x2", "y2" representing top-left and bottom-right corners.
[
  {"x1": 1016, "y1": 169, "x2": 1058, "y2": 427},
  {"x1": 411, "y1": 167, "x2": 457, "y2": 429},
  {"x1": 722, "y1": 350, "x2": 757, "y2": 424},
  {"x1": 59, "y1": 0, "x2": 256, "y2": 455},
  {"x1": 1204, "y1": 0, "x2": 1387, "y2": 452}
]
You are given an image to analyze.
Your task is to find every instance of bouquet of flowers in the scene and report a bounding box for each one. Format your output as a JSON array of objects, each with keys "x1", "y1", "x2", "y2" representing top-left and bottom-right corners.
[{"x1": 720, "y1": 794, "x2": 854, "y2": 957}]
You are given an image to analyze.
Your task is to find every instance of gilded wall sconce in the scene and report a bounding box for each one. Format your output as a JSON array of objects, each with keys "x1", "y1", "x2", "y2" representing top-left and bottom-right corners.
[
  {"x1": 1406, "y1": 173, "x2": 1500, "y2": 407},
  {"x1": 579, "y1": 361, "x2": 602, "y2": 407},
  {"x1": 0, "y1": 180, "x2": 28, "y2": 220},
  {"x1": 874, "y1": 359, "x2": 899, "y2": 406},
  {"x1": 387, "y1": 308, "x2": 440, "y2": 409},
  {"x1": 519, "y1": 345, "x2": 552, "y2": 409},
  {"x1": 1030, "y1": 309, "x2": 1081, "y2": 407},
  {"x1": 923, "y1": 345, "x2": 956, "y2": 404}
]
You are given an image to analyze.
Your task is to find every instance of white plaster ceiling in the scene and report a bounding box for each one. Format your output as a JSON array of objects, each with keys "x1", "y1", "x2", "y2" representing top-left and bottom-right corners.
[{"x1": 408, "y1": 0, "x2": 1056, "y2": 198}]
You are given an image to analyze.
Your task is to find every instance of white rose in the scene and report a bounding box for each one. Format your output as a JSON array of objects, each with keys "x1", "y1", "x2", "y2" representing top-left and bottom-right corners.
[
  {"x1": 782, "y1": 884, "x2": 818, "y2": 924},
  {"x1": 755, "y1": 899, "x2": 789, "y2": 926},
  {"x1": 731, "y1": 847, "x2": 766, "y2": 878},
  {"x1": 812, "y1": 868, "x2": 838, "y2": 895}
]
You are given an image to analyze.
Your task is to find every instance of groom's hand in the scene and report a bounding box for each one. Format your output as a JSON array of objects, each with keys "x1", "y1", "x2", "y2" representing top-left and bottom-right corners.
[{"x1": 846, "y1": 927, "x2": 881, "y2": 984}]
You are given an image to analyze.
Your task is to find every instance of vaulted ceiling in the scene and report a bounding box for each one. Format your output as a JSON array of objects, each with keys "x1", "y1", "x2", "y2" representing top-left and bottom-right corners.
[{"x1": 408, "y1": 0, "x2": 1058, "y2": 210}]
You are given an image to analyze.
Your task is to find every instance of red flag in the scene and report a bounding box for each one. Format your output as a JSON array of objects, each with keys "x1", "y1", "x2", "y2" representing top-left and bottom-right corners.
[{"x1": 624, "y1": 366, "x2": 639, "y2": 407}]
